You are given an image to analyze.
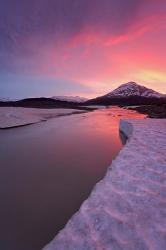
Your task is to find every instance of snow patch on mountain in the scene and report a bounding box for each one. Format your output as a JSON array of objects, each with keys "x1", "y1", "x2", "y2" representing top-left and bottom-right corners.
[
  {"x1": 51, "y1": 96, "x2": 88, "y2": 103},
  {"x1": 105, "y1": 82, "x2": 165, "y2": 98}
]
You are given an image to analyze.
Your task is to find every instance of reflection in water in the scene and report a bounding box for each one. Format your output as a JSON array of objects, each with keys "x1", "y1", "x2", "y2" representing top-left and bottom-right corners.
[{"x1": 0, "y1": 107, "x2": 145, "y2": 250}]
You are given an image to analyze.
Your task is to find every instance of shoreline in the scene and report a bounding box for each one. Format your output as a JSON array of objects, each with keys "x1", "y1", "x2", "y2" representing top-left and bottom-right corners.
[
  {"x1": 43, "y1": 118, "x2": 166, "y2": 250},
  {"x1": 126, "y1": 104, "x2": 166, "y2": 118}
]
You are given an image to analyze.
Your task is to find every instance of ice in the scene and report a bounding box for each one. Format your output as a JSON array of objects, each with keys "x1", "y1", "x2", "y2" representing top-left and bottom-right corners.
[{"x1": 82, "y1": 105, "x2": 107, "y2": 109}]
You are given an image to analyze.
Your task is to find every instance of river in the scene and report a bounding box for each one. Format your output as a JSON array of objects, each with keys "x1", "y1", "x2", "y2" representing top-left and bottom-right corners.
[{"x1": 0, "y1": 107, "x2": 145, "y2": 250}]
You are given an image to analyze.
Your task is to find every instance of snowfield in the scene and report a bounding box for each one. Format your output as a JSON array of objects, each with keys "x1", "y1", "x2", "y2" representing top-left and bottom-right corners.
[
  {"x1": 0, "y1": 107, "x2": 85, "y2": 128},
  {"x1": 43, "y1": 118, "x2": 166, "y2": 250}
]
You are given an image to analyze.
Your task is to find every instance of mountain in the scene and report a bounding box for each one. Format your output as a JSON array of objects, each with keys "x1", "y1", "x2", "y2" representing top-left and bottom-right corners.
[
  {"x1": 85, "y1": 82, "x2": 166, "y2": 106},
  {"x1": 51, "y1": 96, "x2": 88, "y2": 103},
  {"x1": 104, "y1": 82, "x2": 165, "y2": 98}
]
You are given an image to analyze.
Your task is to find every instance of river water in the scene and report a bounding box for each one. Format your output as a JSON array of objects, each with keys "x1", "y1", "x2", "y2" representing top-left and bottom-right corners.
[{"x1": 0, "y1": 107, "x2": 145, "y2": 250}]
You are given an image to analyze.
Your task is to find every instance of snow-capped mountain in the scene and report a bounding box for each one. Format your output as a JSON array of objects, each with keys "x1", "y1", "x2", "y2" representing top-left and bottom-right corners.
[
  {"x1": 0, "y1": 97, "x2": 18, "y2": 102},
  {"x1": 85, "y1": 82, "x2": 166, "y2": 106},
  {"x1": 105, "y1": 82, "x2": 165, "y2": 98},
  {"x1": 51, "y1": 96, "x2": 88, "y2": 103}
]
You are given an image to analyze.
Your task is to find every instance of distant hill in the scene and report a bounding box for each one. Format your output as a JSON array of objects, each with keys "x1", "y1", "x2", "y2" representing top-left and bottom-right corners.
[
  {"x1": 85, "y1": 82, "x2": 166, "y2": 106},
  {"x1": 0, "y1": 97, "x2": 92, "y2": 110}
]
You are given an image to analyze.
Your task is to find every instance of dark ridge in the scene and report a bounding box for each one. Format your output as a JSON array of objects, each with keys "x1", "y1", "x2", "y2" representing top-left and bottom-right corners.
[
  {"x1": 84, "y1": 96, "x2": 166, "y2": 106},
  {"x1": 0, "y1": 98, "x2": 95, "y2": 111}
]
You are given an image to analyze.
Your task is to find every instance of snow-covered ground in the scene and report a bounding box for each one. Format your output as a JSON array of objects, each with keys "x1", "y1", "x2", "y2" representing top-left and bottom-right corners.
[
  {"x1": 43, "y1": 118, "x2": 166, "y2": 250},
  {"x1": 0, "y1": 107, "x2": 85, "y2": 129}
]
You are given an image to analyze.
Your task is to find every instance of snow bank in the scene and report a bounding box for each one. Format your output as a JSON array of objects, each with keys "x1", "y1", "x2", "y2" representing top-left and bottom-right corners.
[
  {"x1": 0, "y1": 107, "x2": 85, "y2": 129},
  {"x1": 43, "y1": 119, "x2": 166, "y2": 250}
]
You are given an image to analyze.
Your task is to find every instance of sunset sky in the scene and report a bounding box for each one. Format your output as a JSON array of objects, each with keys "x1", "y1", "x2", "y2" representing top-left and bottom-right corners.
[{"x1": 0, "y1": 0, "x2": 166, "y2": 99}]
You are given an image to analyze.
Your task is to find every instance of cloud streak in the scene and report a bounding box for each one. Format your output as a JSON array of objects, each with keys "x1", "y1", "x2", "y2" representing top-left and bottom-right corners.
[{"x1": 0, "y1": 0, "x2": 155, "y2": 61}]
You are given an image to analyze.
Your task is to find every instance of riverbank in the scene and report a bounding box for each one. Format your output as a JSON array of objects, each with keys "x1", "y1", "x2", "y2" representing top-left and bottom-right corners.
[
  {"x1": 43, "y1": 118, "x2": 166, "y2": 250},
  {"x1": 127, "y1": 104, "x2": 166, "y2": 118}
]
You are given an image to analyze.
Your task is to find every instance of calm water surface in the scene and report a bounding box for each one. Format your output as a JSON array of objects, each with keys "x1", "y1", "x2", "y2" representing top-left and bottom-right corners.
[{"x1": 0, "y1": 107, "x2": 144, "y2": 250}]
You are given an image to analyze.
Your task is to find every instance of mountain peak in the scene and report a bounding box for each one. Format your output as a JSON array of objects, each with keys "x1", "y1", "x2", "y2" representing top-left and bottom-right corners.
[{"x1": 121, "y1": 81, "x2": 138, "y2": 86}]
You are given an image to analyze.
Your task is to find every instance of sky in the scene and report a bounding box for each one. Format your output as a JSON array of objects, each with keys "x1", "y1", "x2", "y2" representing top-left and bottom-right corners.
[{"x1": 0, "y1": 0, "x2": 166, "y2": 99}]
